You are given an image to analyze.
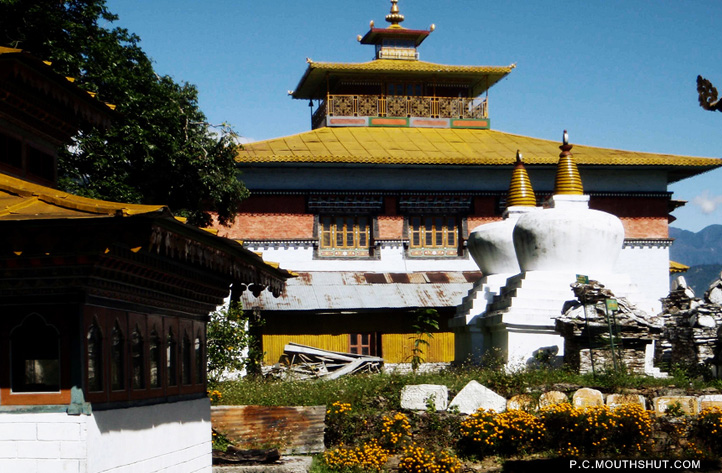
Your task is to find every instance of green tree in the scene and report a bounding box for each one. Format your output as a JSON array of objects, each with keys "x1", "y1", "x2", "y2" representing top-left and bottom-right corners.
[
  {"x1": 206, "y1": 302, "x2": 264, "y2": 384},
  {"x1": 0, "y1": 0, "x2": 247, "y2": 226},
  {"x1": 408, "y1": 308, "x2": 440, "y2": 372}
]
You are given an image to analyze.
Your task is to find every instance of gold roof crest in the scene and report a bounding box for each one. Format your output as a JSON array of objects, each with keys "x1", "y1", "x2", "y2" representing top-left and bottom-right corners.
[
  {"x1": 553, "y1": 130, "x2": 584, "y2": 195},
  {"x1": 507, "y1": 150, "x2": 537, "y2": 207},
  {"x1": 386, "y1": 0, "x2": 405, "y2": 27}
]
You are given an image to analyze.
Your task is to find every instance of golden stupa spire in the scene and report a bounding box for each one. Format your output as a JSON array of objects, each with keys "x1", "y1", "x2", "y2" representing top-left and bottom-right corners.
[
  {"x1": 507, "y1": 150, "x2": 537, "y2": 207},
  {"x1": 386, "y1": 0, "x2": 405, "y2": 27},
  {"x1": 553, "y1": 130, "x2": 584, "y2": 195}
]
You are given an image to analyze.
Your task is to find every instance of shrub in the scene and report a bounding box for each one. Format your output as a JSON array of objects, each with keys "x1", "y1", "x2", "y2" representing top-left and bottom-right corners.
[
  {"x1": 379, "y1": 412, "x2": 412, "y2": 451},
  {"x1": 207, "y1": 389, "x2": 222, "y2": 404},
  {"x1": 325, "y1": 401, "x2": 364, "y2": 447},
  {"x1": 212, "y1": 429, "x2": 231, "y2": 452},
  {"x1": 459, "y1": 408, "x2": 544, "y2": 457},
  {"x1": 323, "y1": 440, "x2": 389, "y2": 472},
  {"x1": 692, "y1": 406, "x2": 722, "y2": 457},
  {"x1": 398, "y1": 444, "x2": 461, "y2": 473},
  {"x1": 538, "y1": 403, "x2": 652, "y2": 457}
]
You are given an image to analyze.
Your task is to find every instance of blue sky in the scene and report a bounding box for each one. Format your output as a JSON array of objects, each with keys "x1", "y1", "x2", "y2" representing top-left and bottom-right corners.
[{"x1": 105, "y1": 0, "x2": 722, "y2": 232}]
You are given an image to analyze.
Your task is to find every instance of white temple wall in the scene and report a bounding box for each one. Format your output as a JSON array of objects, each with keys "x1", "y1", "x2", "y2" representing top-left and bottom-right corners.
[
  {"x1": 87, "y1": 398, "x2": 211, "y2": 473},
  {"x1": 0, "y1": 411, "x2": 88, "y2": 472},
  {"x1": 0, "y1": 398, "x2": 212, "y2": 473},
  {"x1": 614, "y1": 244, "x2": 669, "y2": 315}
]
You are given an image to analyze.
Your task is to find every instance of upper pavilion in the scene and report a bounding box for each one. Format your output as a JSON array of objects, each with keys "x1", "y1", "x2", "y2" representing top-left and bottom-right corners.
[{"x1": 292, "y1": 0, "x2": 514, "y2": 130}]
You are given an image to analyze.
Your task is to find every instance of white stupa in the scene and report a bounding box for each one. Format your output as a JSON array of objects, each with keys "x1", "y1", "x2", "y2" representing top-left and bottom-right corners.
[
  {"x1": 465, "y1": 132, "x2": 642, "y2": 368},
  {"x1": 451, "y1": 151, "x2": 539, "y2": 363}
]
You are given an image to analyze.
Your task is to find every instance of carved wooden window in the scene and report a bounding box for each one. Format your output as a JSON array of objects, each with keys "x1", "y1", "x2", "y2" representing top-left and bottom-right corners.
[
  {"x1": 86, "y1": 321, "x2": 103, "y2": 393},
  {"x1": 11, "y1": 314, "x2": 60, "y2": 393},
  {"x1": 149, "y1": 328, "x2": 161, "y2": 389},
  {"x1": 195, "y1": 332, "x2": 204, "y2": 385},
  {"x1": 182, "y1": 331, "x2": 192, "y2": 385},
  {"x1": 110, "y1": 321, "x2": 125, "y2": 391},
  {"x1": 131, "y1": 324, "x2": 145, "y2": 390},
  {"x1": 409, "y1": 216, "x2": 457, "y2": 249},
  {"x1": 167, "y1": 328, "x2": 178, "y2": 387},
  {"x1": 320, "y1": 216, "x2": 370, "y2": 249}
]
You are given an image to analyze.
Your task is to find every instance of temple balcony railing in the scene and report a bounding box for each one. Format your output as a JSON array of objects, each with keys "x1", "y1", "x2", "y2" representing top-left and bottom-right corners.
[{"x1": 313, "y1": 94, "x2": 488, "y2": 125}]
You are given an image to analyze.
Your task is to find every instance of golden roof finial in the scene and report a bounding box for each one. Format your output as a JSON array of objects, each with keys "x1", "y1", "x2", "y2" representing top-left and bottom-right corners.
[
  {"x1": 507, "y1": 150, "x2": 537, "y2": 207},
  {"x1": 386, "y1": 0, "x2": 405, "y2": 27},
  {"x1": 553, "y1": 130, "x2": 584, "y2": 195}
]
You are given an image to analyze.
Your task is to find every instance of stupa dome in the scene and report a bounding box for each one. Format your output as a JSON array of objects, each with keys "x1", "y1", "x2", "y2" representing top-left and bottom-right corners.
[
  {"x1": 513, "y1": 132, "x2": 624, "y2": 274},
  {"x1": 469, "y1": 151, "x2": 537, "y2": 275}
]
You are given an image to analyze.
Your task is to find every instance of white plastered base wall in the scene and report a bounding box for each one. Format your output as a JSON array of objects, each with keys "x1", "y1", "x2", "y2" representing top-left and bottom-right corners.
[{"x1": 0, "y1": 397, "x2": 211, "y2": 473}]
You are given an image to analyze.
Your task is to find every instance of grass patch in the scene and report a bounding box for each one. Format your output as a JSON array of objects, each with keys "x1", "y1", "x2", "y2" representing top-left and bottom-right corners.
[{"x1": 212, "y1": 363, "x2": 722, "y2": 412}]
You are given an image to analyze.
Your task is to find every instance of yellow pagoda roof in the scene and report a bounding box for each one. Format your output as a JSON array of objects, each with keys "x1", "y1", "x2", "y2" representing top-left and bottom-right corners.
[
  {"x1": 0, "y1": 46, "x2": 114, "y2": 126},
  {"x1": 0, "y1": 173, "x2": 168, "y2": 220},
  {"x1": 0, "y1": 172, "x2": 294, "y2": 291},
  {"x1": 236, "y1": 127, "x2": 722, "y2": 183},
  {"x1": 669, "y1": 260, "x2": 690, "y2": 274},
  {"x1": 292, "y1": 59, "x2": 515, "y2": 99}
]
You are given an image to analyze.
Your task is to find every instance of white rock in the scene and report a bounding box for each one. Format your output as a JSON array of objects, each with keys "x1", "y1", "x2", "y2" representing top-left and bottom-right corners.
[
  {"x1": 698, "y1": 315, "x2": 717, "y2": 328},
  {"x1": 675, "y1": 276, "x2": 688, "y2": 289},
  {"x1": 707, "y1": 287, "x2": 722, "y2": 305},
  {"x1": 400, "y1": 384, "x2": 448, "y2": 411},
  {"x1": 448, "y1": 380, "x2": 506, "y2": 414}
]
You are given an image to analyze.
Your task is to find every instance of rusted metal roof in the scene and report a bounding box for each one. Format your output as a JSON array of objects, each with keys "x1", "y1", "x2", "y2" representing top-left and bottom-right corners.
[
  {"x1": 241, "y1": 271, "x2": 481, "y2": 311},
  {"x1": 211, "y1": 405, "x2": 325, "y2": 454}
]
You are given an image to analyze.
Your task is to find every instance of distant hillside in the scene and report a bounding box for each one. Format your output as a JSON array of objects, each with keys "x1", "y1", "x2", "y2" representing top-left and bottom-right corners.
[
  {"x1": 669, "y1": 225, "x2": 722, "y2": 266},
  {"x1": 669, "y1": 225, "x2": 722, "y2": 295}
]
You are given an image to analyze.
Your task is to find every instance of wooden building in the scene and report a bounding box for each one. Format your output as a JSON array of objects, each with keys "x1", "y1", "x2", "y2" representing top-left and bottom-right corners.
[
  {"x1": 0, "y1": 47, "x2": 290, "y2": 472},
  {"x1": 214, "y1": 1, "x2": 721, "y2": 366}
]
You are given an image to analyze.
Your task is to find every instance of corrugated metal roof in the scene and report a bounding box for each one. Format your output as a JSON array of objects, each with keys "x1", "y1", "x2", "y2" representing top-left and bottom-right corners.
[
  {"x1": 241, "y1": 271, "x2": 481, "y2": 311},
  {"x1": 212, "y1": 405, "x2": 325, "y2": 454}
]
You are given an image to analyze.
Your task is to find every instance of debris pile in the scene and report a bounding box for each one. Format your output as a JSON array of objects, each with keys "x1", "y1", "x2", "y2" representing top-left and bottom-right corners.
[
  {"x1": 263, "y1": 343, "x2": 383, "y2": 380},
  {"x1": 660, "y1": 275, "x2": 722, "y2": 374},
  {"x1": 555, "y1": 281, "x2": 663, "y2": 375}
]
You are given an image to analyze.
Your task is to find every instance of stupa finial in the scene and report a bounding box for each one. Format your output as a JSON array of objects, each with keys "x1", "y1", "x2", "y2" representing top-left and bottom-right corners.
[
  {"x1": 506, "y1": 150, "x2": 537, "y2": 207},
  {"x1": 386, "y1": 0, "x2": 405, "y2": 27},
  {"x1": 553, "y1": 130, "x2": 584, "y2": 195}
]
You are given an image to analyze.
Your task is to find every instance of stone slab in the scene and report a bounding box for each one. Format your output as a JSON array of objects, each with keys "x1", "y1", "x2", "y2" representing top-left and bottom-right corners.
[
  {"x1": 653, "y1": 396, "x2": 699, "y2": 416},
  {"x1": 698, "y1": 394, "x2": 722, "y2": 411},
  {"x1": 572, "y1": 388, "x2": 603, "y2": 408},
  {"x1": 538, "y1": 391, "x2": 568, "y2": 407},
  {"x1": 507, "y1": 394, "x2": 537, "y2": 411},
  {"x1": 400, "y1": 384, "x2": 448, "y2": 411},
  {"x1": 448, "y1": 380, "x2": 506, "y2": 414},
  {"x1": 606, "y1": 393, "x2": 646, "y2": 410}
]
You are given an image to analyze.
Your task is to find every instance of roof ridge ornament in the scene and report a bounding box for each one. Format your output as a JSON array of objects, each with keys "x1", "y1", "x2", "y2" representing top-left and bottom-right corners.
[
  {"x1": 553, "y1": 130, "x2": 584, "y2": 195},
  {"x1": 386, "y1": 0, "x2": 405, "y2": 27},
  {"x1": 506, "y1": 150, "x2": 537, "y2": 207}
]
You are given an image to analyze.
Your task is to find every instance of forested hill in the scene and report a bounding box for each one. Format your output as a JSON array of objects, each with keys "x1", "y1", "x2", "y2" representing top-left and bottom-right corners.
[{"x1": 669, "y1": 225, "x2": 722, "y2": 295}]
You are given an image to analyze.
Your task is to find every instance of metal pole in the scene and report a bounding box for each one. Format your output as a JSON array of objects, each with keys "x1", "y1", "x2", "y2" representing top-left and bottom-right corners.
[
  {"x1": 582, "y1": 293, "x2": 596, "y2": 377},
  {"x1": 605, "y1": 298, "x2": 618, "y2": 371}
]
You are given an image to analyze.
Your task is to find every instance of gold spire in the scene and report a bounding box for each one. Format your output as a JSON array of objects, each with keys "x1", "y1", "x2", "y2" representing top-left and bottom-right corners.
[
  {"x1": 507, "y1": 150, "x2": 537, "y2": 207},
  {"x1": 386, "y1": 0, "x2": 405, "y2": 27},
  {"x1": 553, "y1": 130, "x2": 584, "y2": 195}
]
